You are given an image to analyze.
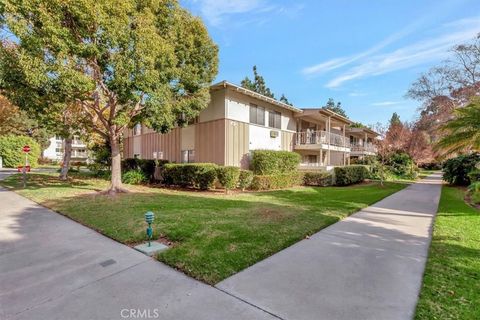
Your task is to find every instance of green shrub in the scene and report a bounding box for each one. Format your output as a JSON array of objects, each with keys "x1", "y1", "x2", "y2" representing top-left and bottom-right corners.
[
  {"x1": 163, "y1": 163, "x2": 218, "y2": 190},
  {"x1": 467, "y1": 169, "x2": 480, "y2": 183},
  {"x1": 121, "y1": 158, "x2": 168, "y2": 182},
  {"x1": 217, "y1": 166, "x2": 240, "y2": 192},
  {"x1": 442, "y1": 153, "x2": 480, "y2": 185},
  {"x1": 334, "y1": 165, "x2": 369, "y2": 186},
  {"x1": 250, "y1": 172, "x2": 303, "y2": 190},
  {"x1": 303, "y1": 171, "x2": 333, "y2": 186},
  {"x1": 472, "y1": 191, "x2": 480, "y2": 205},
  {"x1": 238, "y1": 170, "x2": 254, "y2": 191},
  {"x1": 0, "y1": 135, "x2": 41, "y2": 168},
  {"x1": 387, "y1": 152, "x2": 417, "y2": 179},
  {"x1": 468, "y1": 182, "x2": 480, "y2": 205},
  {"x1": 468, "y1": 181, "x2": 480, "y2": 193},
  {"x1": 419, "y1": 162, "x2": 442, "y2": 170},
  {"x1": 250, "y1": 150, "x2": 300, "y2": 175},
  {"x1": 90, "y1": 142, "x2": 111, "y2": 171},
  {"x1": 122, "y1": 170, "x2": 147, "y2": 185}
]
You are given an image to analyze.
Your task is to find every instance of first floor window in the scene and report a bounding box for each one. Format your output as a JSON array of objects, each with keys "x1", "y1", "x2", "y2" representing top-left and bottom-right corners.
[
  {"x1": 268, "y1": 110, "x2": 281, "y2": 129},
  {"x1": 307, "y1": 155, "x2": 317, "y2": 164},
  {"x1": 182, "y1": 150, "x2": 195, "y2": 163},
  {"x1": 249, "y1": 104, "x2": 265, "y2": 126}
]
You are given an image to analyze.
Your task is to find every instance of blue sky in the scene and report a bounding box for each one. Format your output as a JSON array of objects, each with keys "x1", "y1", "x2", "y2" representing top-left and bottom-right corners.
[{"x1": 182, "y1": 0, "x2": 480, "y2": 125}]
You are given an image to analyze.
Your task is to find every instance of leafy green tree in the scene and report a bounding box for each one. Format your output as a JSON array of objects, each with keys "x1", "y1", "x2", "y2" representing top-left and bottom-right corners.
[
  {"x1": 389, "y1": 112, "x2": 401, "y2": 126},
  {"x1": 436, "y1": 98, "x2": 480, "y2": 154},
  {"x1": 241, "y1": 66, "x2": 275, "y2": 98},
  {"x1": 0, "y1": 135, "x2": 41, "y2": 168},
  {"x1": 0, "y1": 95, "x2": 50, "y2": 149},
  {"x1": 279, "y1": 94, "x2": 293, "y2": 106},
  {"x1": 324, "y1": 98, "x2": 348, "y2": 118},
  {"x1": 0, "y1": 0, "x2": 218, "y2": 194}
]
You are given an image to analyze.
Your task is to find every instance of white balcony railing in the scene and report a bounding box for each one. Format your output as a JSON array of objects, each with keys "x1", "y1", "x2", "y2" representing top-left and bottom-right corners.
[
  {"x1": 351, "y1": 143, "x2": 377, "y2": 153},
  {"x1": 294, "y1": 131, "x2": 350, "y2": 148}
]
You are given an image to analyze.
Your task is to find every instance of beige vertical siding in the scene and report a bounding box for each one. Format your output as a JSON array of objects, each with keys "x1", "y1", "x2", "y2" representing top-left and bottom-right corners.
[
  {"x1": 137, "y1": 128, "x2": 181, "y2": 162},
  {"x1": 225, "y1": 120, "x2": 249, "y2": 168},
  {"x1": 195, "y1": 119, "x2": 226, "y2": 165},
  {"x1": 123, "y1": 136, "x2": 134, "y2": 158},
  {"x1": 281, "y1": 131, "x2": 294, "y2": 151}
]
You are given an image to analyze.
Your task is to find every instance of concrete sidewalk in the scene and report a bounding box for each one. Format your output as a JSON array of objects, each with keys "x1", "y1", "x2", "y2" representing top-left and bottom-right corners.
[
  {"x1": 0, "y1": 175, "x2": 275, "y2": 320},
  {"x1": 217, "y1": 174, "x2": 443, "y2": 320}
]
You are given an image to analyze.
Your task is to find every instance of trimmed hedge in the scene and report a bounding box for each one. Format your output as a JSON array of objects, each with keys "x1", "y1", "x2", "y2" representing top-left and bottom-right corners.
[
  {"x1": 334, "y1": 165, "x2": 369, "y2": 186},
  {"x1": 238, "y1": 170, "x2": 254, "y2": 191},
  {"x1": 250, "y1": 150, "x2": 300, "y2": 175},
  {"x1": 217, "y1": 166, "x2": 240, "y2": 192},
  {"x1": 250, "y1": 172, "x2": 303, "y2": 190},
  {"x1": 0, "y1": 135, "x2": 41, "y2": 168},
  {"x1": 303, "y1": 171, "x2": 333, "y2": 186},
  {"x1": 163, "y1": 163, "x2": 218, "y2": 190}
]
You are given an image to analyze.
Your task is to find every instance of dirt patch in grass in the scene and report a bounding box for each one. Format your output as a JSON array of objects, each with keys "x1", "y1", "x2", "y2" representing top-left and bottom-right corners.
[{"x1": 257, "y1": 208, "x2": 288, "y2": 221}]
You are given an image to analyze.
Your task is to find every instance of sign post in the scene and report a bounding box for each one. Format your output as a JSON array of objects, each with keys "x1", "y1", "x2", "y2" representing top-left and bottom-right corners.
[{"x1": 22, "y1": 145, "x2": 30, "y2": 188}]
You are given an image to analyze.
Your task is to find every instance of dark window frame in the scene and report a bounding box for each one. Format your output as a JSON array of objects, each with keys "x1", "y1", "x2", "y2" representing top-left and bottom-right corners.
[
  {"x1": 249, "y1": 103, "x2": 265, "y2": 126},
  {"x1": 182, "y1": 150, "x2": 195, "y2": 163},
  {"x1": 268, "y1": 110, "x2": 281, "y2": 129}
]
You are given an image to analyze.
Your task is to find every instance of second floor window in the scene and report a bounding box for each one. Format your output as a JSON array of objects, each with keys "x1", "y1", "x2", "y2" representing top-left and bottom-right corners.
[
  {"x1": 133, "y1": 123, "x2": 142, "y2": 136},
  {"x1": 249, "y1": 104, "x2": 265, "y2": 126},
  {"x1": 269, "y1": 111, "x2": 281, "y2": 129}
]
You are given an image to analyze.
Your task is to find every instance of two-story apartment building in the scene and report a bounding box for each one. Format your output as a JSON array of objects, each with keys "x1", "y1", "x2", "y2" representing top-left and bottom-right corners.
[
  {"x1": 43, "y1": 136, "x2": 89, "y2": 162},
  {"x1": 123, "y1": 81, "x2": 377, "y2": 169}
]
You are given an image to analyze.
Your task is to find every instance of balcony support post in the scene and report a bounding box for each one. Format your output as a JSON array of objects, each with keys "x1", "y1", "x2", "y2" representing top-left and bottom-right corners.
[{"x1": 327, "y1": 116, "x2": 331, "y2": 166}]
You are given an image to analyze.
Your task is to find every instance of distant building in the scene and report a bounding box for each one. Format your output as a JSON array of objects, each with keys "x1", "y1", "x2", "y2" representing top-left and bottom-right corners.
[{"x1": 43, "y1": 136, "x2": 89, "y2": 162}]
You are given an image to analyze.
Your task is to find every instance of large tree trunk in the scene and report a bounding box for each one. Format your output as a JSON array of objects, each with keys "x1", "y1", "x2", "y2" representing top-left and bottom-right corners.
[
  {"x1": 107, "y1": 134, "x2": 128, "y2": 194},
  {"x1": 59, "y1": 137, "x2": 72, "y2": 180}
]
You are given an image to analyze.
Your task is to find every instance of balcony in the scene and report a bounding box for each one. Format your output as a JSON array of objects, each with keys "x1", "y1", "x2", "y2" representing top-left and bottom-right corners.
[
  {"x1": 293, "y1": 131, "x2": 350, "y2": 151},
  {"x1": 71, "y1": 151, "x2": 88, "y2": 159},
  {"x1": 350, "y1": 143, "x2": 377, "y2": 155}
]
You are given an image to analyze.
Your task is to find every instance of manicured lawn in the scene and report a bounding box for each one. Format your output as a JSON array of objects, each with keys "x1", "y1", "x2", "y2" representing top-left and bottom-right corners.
[
  {"x1": 2, "y1": 172, "x2": 405, "y2": 284},
  {"x1": 415, "y1": 186, "x2": 480, "y2": 319}
]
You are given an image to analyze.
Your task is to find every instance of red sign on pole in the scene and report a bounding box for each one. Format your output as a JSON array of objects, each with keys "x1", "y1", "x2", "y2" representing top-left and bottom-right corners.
[{"x1": 22, "y1": 145, "x2": 31, "y2": 153}]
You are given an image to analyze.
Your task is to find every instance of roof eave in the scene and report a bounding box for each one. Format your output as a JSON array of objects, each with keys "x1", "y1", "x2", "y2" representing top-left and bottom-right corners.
[{"x1": 210, "y1": 80, "x2": 303, "y2": 113}]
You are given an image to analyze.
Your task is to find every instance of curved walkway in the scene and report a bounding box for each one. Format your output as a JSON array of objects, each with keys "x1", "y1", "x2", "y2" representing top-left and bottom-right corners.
[
  {"x1": 217, "y1": 173, "x2": 443, "y2": 320},
  {"x1": 1, "y1": 171, "x2": 442, "y2": 320}
]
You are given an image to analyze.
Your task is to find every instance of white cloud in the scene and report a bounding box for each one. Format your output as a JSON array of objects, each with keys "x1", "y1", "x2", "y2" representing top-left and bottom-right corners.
[
  {"x1": 348, "y1": 91, "x2": 368, "y2": 97},
  {"x1": 324, "y1": 16, "x2": 480, "y2": 88},
  {"x1": 371, "y1": 101, "x2": 402, "y2": 106},
  {"x1": 189, "y1": 0, "x2": 302, "y2": 27},
  {"x1": 301, "y1": 9, "x2": 440, "y2": 76}
]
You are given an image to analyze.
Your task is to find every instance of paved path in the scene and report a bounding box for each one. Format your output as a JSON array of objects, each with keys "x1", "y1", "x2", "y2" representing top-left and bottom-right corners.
[
  {"x1": 0, "y1": 171, "x2": 442, "y2": 320},
  {"x1": 217, "y1": 173, "x2": 443, "y2": 320},
  {"x1": 0, "y1": 170, "x2": 275, "y2": 320}
]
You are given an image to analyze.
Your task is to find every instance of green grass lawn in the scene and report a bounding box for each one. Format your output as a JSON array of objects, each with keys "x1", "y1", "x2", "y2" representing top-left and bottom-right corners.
[
  {"x1": 415, "y1": 186, "x2": 480, "y2": 319},
  {"x1": 1, "y1": 172, "x2": 405, "y2": 284}
]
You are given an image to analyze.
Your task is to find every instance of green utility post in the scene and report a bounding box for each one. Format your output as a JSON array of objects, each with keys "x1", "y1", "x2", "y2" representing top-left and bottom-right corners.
[{"x1": 145, "y1": 211, "x2": 155, "y2": 247}]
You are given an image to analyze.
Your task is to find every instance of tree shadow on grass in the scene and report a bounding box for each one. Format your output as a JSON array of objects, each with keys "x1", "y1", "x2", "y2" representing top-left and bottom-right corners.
[{"x1": 0, "y1": 173, "x2": 99, "y2": 192}]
